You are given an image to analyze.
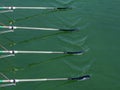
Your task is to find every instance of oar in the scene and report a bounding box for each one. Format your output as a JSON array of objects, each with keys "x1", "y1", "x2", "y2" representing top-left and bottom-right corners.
[
  {"x1": 0, "y1": 6, "x2": 70, "y2": 10},
  {"x1": 0, "y1": 75, "x2": 90, "y2": 87},
  {"x1": 0, "y1": 26, "x2": 77, "y2": 34},
  {"x1": 0, "y1": 6, "x2": 71, "y2": 14},
  {"x1": 0, "y1": 50, "x2": 84, "y2": 55}
]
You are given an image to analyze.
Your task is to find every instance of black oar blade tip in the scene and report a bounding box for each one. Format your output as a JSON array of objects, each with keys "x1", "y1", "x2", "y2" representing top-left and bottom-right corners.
[
  {"x1": 69, "y1": 75, "x2": 90, "y2": 81},
  {"x1": 74, "y1": 51, "x2": 84, "y2": 55},
  {"x1": 56, "y1": 7, "x2": 72, "y2": 10},
  {"x1": 66, "y1": 50, "x2": 84, "y2": 55},
  {"x1": 60, "y1": 28, "x2": 79, "y2": 32}
]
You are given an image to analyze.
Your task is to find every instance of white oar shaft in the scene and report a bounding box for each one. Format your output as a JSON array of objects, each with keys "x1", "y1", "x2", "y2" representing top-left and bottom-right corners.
[
  {"x1": 0, "y1": 26, "x2": 10, "y2": 29},
  {"x1": 16, "y1": 51, "x2": 64, "y2": 54},
  {"x1": 0, "y1": 80, "x2": 11, "y2": 83},
  {"x1": 0, "y1": 10, "x2": 13, "y2": 13},
  {"x1": 0, "y1": 7, "x2": 55, "y2": 10},
  {"x1": 0, "y1": 51, "x2": 13, "y2": 53},
  {"x1": 0, "y1": 26, "x2": 59, "y2": 31},
  {"x1": 15, "y1": 26, "x2": 59, "y2": 31},
  {"x1": 0, "y1": 7, "x2": 10, "y2": 9},
  {"x1": 0, "y1": 50, "x2": 64, "y2": 54},
  {"x1": 15, "y1": 78, "x2": 68, "y2": 83},
  {"x1": 0, "y1": 30, "x2": 14, "y2": 34},
  {"x1": 0, "y1": 54, "x2": 15, "y2": 59},
  {"x1": 0, "y1": 78, "x2": 68, "y2": 83},
  {"x1": 14, "y1": 7, "x2": 55, "y2": 10}
]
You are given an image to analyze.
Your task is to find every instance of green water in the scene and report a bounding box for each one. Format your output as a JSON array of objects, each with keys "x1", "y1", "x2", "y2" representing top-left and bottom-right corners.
[{"x1": 0, "y1": 0, "x2": 120, "y2": 90}]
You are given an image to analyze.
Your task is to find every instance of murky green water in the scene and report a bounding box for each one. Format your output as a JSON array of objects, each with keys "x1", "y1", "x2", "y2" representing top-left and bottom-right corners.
[{"x1": 0, "y1": 0, "x2": 120, "y2": 90}]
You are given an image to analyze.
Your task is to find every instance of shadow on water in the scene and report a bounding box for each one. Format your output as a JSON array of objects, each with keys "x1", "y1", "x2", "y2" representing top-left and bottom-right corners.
[
  {"x1": 2, "y1": 66, "x2": 24, "y2": 73},
  {"x1": 17, "y1": 31, "x2": 75, "y2": 45},
  {"x1": 1, "y1": 13, "x2": 15, "y2": 24},
  {"x1": 0, "y1": 29, "x2": 77, "y2": 47},
  {"x1": 0, "y1": 55, "x2": 73, "y2": 73},
  {"x1": 13, "y1": 8, "x2": 72, "y2": 23},
  {"x1": 0, "y1": 36, "x2": 16, "y2": 47},
  {"x1": 28, "y1": 55, "x2": 70, "y2": 68}
]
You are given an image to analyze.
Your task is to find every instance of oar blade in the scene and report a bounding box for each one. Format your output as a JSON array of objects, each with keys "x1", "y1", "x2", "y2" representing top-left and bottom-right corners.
[
  {"x1": 59, "y1": 28, "x2": 79, "y2": 32},
  {"x1": 64, "y1": 50, "x2": 84, "y2": 55},
  {"x1": 56, "y1": 7, "x2": 72, "y2": 10},
  {"x1": 68, "y1": 75, "x2": 90, "y2": 81}
]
